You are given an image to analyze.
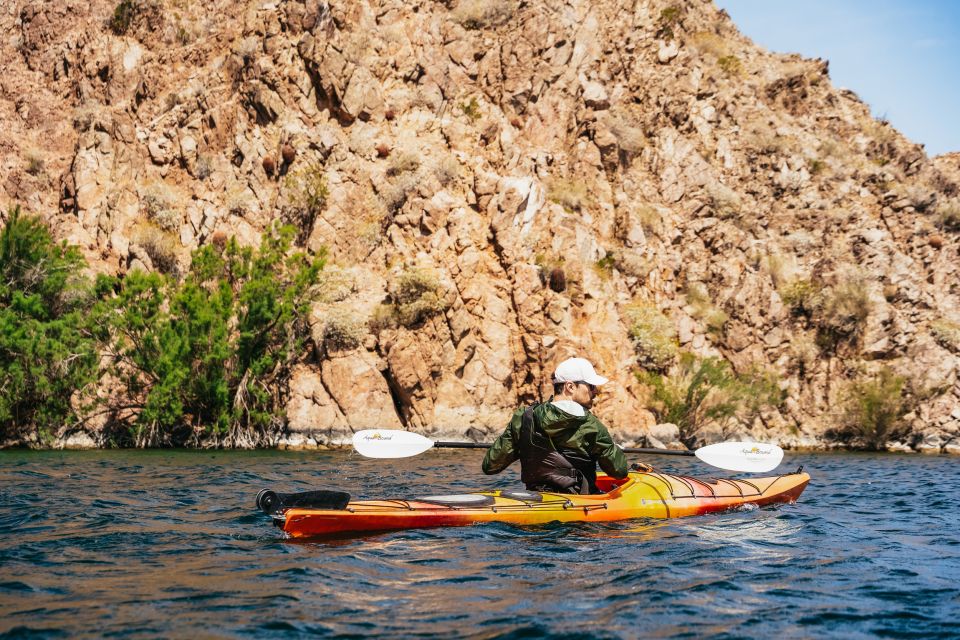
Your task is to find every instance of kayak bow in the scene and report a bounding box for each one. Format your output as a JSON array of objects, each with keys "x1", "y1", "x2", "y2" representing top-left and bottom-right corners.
[{"x1": 263, "y1": 468, "x2": 810, "y2": 538}]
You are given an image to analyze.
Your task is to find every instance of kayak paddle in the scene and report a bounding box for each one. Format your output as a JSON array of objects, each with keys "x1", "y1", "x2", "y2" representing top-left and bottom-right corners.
[{"x1": 351, "y1": 429, "x2": 785, "y2": 473}]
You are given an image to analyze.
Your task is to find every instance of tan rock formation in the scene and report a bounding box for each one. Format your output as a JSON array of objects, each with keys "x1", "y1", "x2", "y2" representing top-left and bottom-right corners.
[{"x1": 1, "y1": 0, "x2": 958, "y2": 452}]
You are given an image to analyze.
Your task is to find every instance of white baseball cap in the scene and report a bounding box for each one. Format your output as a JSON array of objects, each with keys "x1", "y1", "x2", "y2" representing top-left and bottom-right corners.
[{"x1": 553, "y1": 357, "x2": 609, "y2": 386}]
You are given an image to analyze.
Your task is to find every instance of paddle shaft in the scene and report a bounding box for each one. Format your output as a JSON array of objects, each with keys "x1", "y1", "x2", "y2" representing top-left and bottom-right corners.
[{"x1": 434, "y1": 441, "x2": 694, "y2": 456}]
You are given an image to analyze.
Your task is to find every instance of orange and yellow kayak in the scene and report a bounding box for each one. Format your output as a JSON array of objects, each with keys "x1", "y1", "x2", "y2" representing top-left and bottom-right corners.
[{"x1": 267, "y1": 468, "x2": 810, "y2": 538}]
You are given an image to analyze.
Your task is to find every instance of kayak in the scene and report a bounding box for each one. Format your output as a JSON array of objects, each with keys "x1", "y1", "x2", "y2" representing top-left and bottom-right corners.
[{"x1": 259, "y1": 467, "x2": 810, "y2": 538}]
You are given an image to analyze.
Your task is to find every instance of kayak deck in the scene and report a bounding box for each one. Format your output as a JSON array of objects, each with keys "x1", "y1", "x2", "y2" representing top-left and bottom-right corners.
[{"x1": 271, "y1": 469, "x2": 810, "y2": 538}]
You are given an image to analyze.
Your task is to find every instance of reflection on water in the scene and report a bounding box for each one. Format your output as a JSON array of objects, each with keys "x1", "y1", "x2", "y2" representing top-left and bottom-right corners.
[{"x1": 1, "y1": 450, "x2": 959, "y2": 639}]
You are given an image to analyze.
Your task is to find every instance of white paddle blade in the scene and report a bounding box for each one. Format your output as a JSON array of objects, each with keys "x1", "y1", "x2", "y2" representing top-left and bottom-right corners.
[
  {"x1": 352, "y1": 429, "x2": 436, "y2": 459},
  {"x1": 695, "y1": 441, "x2": 784, "y2": 473}
]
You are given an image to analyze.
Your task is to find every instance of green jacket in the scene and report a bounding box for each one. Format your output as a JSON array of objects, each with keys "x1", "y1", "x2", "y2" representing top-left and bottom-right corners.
[{"x1": 481, "y1": 402, "x2": 628, "y2": 479}]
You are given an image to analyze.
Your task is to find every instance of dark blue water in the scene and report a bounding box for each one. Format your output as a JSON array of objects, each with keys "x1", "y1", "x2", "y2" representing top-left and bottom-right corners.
[{"x1": 1, "y1": 450, "x2": 959, "y2": 639}]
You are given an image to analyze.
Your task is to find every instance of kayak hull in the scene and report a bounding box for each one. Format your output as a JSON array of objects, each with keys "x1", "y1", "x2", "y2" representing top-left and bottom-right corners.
[{"x1": 275, "y1": 470, "x2": 810, "y2": 538}]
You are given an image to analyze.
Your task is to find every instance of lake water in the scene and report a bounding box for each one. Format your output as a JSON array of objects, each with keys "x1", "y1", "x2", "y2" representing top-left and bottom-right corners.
[{"x1": 1, "y1": 449, "x2": 958, "y2": 639}]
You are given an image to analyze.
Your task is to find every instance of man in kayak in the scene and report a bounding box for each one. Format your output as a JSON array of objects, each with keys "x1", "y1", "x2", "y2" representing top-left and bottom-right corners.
[{"x1": 481, "y1": 357, "x2": 629, "y2": 494}]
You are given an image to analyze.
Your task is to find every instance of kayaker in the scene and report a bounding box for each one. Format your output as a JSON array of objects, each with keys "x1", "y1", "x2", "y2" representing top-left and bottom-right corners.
[{"x1": 481, "y1": 357, "x2": 629, "y2": 494}]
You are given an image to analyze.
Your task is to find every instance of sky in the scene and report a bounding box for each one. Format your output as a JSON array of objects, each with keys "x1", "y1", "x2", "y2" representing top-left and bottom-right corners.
[{"x1": 714, "y1": 0, "x2": 960, "y2": 156}]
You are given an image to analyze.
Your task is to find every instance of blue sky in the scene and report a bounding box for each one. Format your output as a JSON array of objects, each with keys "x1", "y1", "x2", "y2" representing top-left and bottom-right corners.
[{"x1": 714, "y1": 0, "x2": 960, "y2": 156}]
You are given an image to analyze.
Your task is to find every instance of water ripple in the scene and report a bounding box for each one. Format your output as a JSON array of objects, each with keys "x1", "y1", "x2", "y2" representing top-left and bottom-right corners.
[{"x1": 1, "y1": 450, "x2": 959, "y2": 638}]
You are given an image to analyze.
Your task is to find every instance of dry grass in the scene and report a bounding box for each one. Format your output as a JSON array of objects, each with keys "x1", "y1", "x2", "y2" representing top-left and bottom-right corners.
[
  {"x1": 623, "y1": 301, "x2": 678, "y2": 371},
  {"x1": 134, "y1": 223, "x2": 179, "y2": 274},
  {"x1": 547, "y1": 178, "x2": 592, "y2": 213},
  {"x1": 452, "y1": 0, "x2": 516, "y2": 29},
  {"x1": 141, "y1": 183, "x2": 181, "y2": 232}
]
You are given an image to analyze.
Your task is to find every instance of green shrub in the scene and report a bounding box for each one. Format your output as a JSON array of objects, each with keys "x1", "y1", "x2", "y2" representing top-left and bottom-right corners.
[
  {"x1": 96, "y1": 225, "x2": 325, "y2": 446},
  {"x1": 0, "y1": 207, "x2": 99, "y2": 442},
  {"x1": 833, "y1": 367, "x2": 910, "y2": 450},
  {"x1": 624, "y1": 301, "x2": 677, "y2": 371},
  {"x1": 460, "y1": 97, "x2": 482, "y2": 123},
  {"x1": 109, "y1": 0, "x2": 139, "y2": 35},
  {"x1": 638, "y1": 353, "x2": 783, "y2": 448},
  {"x1": 779, "y1": 279, "x2": 821, "y2": 317},
  {"x1": 717, "y1": 55, "x2": 743, "y2": 76}
]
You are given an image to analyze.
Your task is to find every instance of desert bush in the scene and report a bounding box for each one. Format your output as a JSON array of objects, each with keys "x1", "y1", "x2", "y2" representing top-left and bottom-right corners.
[
  {"x1": 452, "y1": 0, "x2": 516, "y2": 29},
  {"x1": 717, "y1": 55, "x2": 743, "y2": 76},
  {"x1": 779, "y1": 278, "x2": 822, "y2": 318},
  {"x1": 392, "y1": 268, "x2": 449, "y2": 327},
  {"x1": 832, "y1": 367, "x2": 910, "y2": 450},
  {"x1": 316, "y1": 267, "x2": 356, "y2": 303},
  {"x1": 387, "y1": 149, "x2": 421, "y2": 177},
  {"x1": 937, "y1": 200, "x2": 960, "y2": 231},
  {"x1": 323, "y1": 308, "x2": 365, "y2": 350},
  {"x1": 0, "y1": 207, "x2": 99, "y2": 442},
  {"x1": 460, "y1": 97, "x2": 482, "y2": 122},
  {"x1": 142, "y1": 183, "x2": 180, "y2": 232},
  {"x1": 686, "y1": 283, "x2": 728, "y2": 334},
  {"x1": 134, "y1": 224, "x2": 179, "y2": 275},
  {"x1": 816, "y1": 277, "x2": 872, "y2": 351},
  {"x1": 931, "y1": 319, "x2": 960, "y2": 352},
  {"x1": 639, "y1": 353, "x2": 783, "y2": 448},
  {"x1": 547, "y1": 178, "x2": 592, "y2": 213},
  {"x1": 25, "y1": 152, "x2": 45, "y2": 177},
  {"x1": 283, "y1": 161, "x2": 328, "y2": 242},
  {"x1": 109, "y1": 0, "x2": 139, "y2": 35},
  {"x1": 624, "y1": 301, "x2": 677, "y2": 371},
  {"x1": 434, "y1": 154, "x2": 461, "y2": 186}
]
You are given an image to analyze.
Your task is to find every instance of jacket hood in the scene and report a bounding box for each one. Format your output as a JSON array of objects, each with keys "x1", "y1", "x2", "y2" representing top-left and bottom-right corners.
[{"x1": 537, "y1": 401, "x2": 592, "y2": 440}]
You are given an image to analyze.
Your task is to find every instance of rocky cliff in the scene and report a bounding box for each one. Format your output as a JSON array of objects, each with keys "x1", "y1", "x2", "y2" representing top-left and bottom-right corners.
[{"x1": 2, "y1": 0, "x2": 959, "y2": 452}]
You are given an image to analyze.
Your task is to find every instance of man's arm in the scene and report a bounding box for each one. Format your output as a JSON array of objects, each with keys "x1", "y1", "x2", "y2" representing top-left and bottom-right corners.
[
  {"x1": 481, "y1": 410, "x2": 523, "y2": 474},
  {"x1": 591, "y1": 420, "x2": 629, "y2": 478}
]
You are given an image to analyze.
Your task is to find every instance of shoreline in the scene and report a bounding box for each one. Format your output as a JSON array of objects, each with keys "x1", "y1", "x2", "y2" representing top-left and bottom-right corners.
[{"x1": 3, "y1": 432, "x2": 958, "y2": 456}]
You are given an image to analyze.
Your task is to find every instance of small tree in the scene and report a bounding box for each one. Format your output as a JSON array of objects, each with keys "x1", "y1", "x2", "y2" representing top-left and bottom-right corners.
[
  {"x1": 832, "y1": 367, "x2": 910, "y2": 450},
  {"x1": 639, "y1": 353, "x2": 783, "y2": 448},
  {"x1": 97, "y1": 225, "x2": 325, "y2": 446},
  {"x1": 0, "y1": 207, "x2": 99, "y2": 442}
]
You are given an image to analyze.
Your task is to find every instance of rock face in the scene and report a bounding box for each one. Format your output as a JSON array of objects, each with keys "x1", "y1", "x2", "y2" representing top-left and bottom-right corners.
[{"x1": 1, "y1": 0, "x2": 958, "y2": 451}]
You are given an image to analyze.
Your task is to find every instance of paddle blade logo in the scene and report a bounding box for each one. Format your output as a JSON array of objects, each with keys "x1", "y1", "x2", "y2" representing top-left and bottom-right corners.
[
  {"x1": 364, "y1": 432, "x2": 392, "y2": 441},
  {"x1": 741, "y1": 446, "x2": 773, "y2": 456}
]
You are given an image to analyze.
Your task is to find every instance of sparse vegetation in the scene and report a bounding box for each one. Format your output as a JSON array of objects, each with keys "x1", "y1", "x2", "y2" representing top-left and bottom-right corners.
[
  {"x1": 931, "y1": 319, "x2": 960, "y2": 352},
  {"x1": 639, "y1": 353, "x2": 784, "y2": 448},
  {"x1": 779, "y1": 278, "x2": 822, "y2": 318},
  {"x1": 387, "y1": 149, "x2": 421, "y2": 177},
  {"x1": 547, "y1": 177, "x2": 592, "y2": 213},
  {"x1": 816, "y1": 277, "x2": 872, "y2": 352},
  {"x1": 109, "y1": 0, "x2": 139, "y2": 35},
  {"x1": 134, "y1": 223, "x2": 179, "y2": 275},
  {"x1": 716, "y1": 55, "x2": 743, "y2": 76},
  {"x1": 937, "y1": 200, "x2": 960, "y2": 231},
  {"x1": 624, "y1": 301, "x2": 677, "y2": 372},
  {"x1": 704, "y1": 181, "x2": 741, "y2": 218},
  {"x1": 832, "y1": 367, "x2": 910, "y2": 450},
  {"x1": 283, "y1": 161, "x2": 328, "y2": 242},
  {"x1": 142, "y1": 183, "x2": 181, "y2": 232},
  {"x1": 686, "y1": 283, "x2": 728, "y2": 334},
  {"x1": 452, "y1": 0, "x2": 516, "y2": 30},
  {"x1": 372, "y1": 268, "x2": 450, "y2": 330},
  {"x1": 460, "y1": 97, "x2": 482, "y2": 123},
  {"x1": 25, "y1": 153, "x2": 45, "y2": 177},
  {"x1": 323, "y1": 308, "x2": 366, "y2": 350}
]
